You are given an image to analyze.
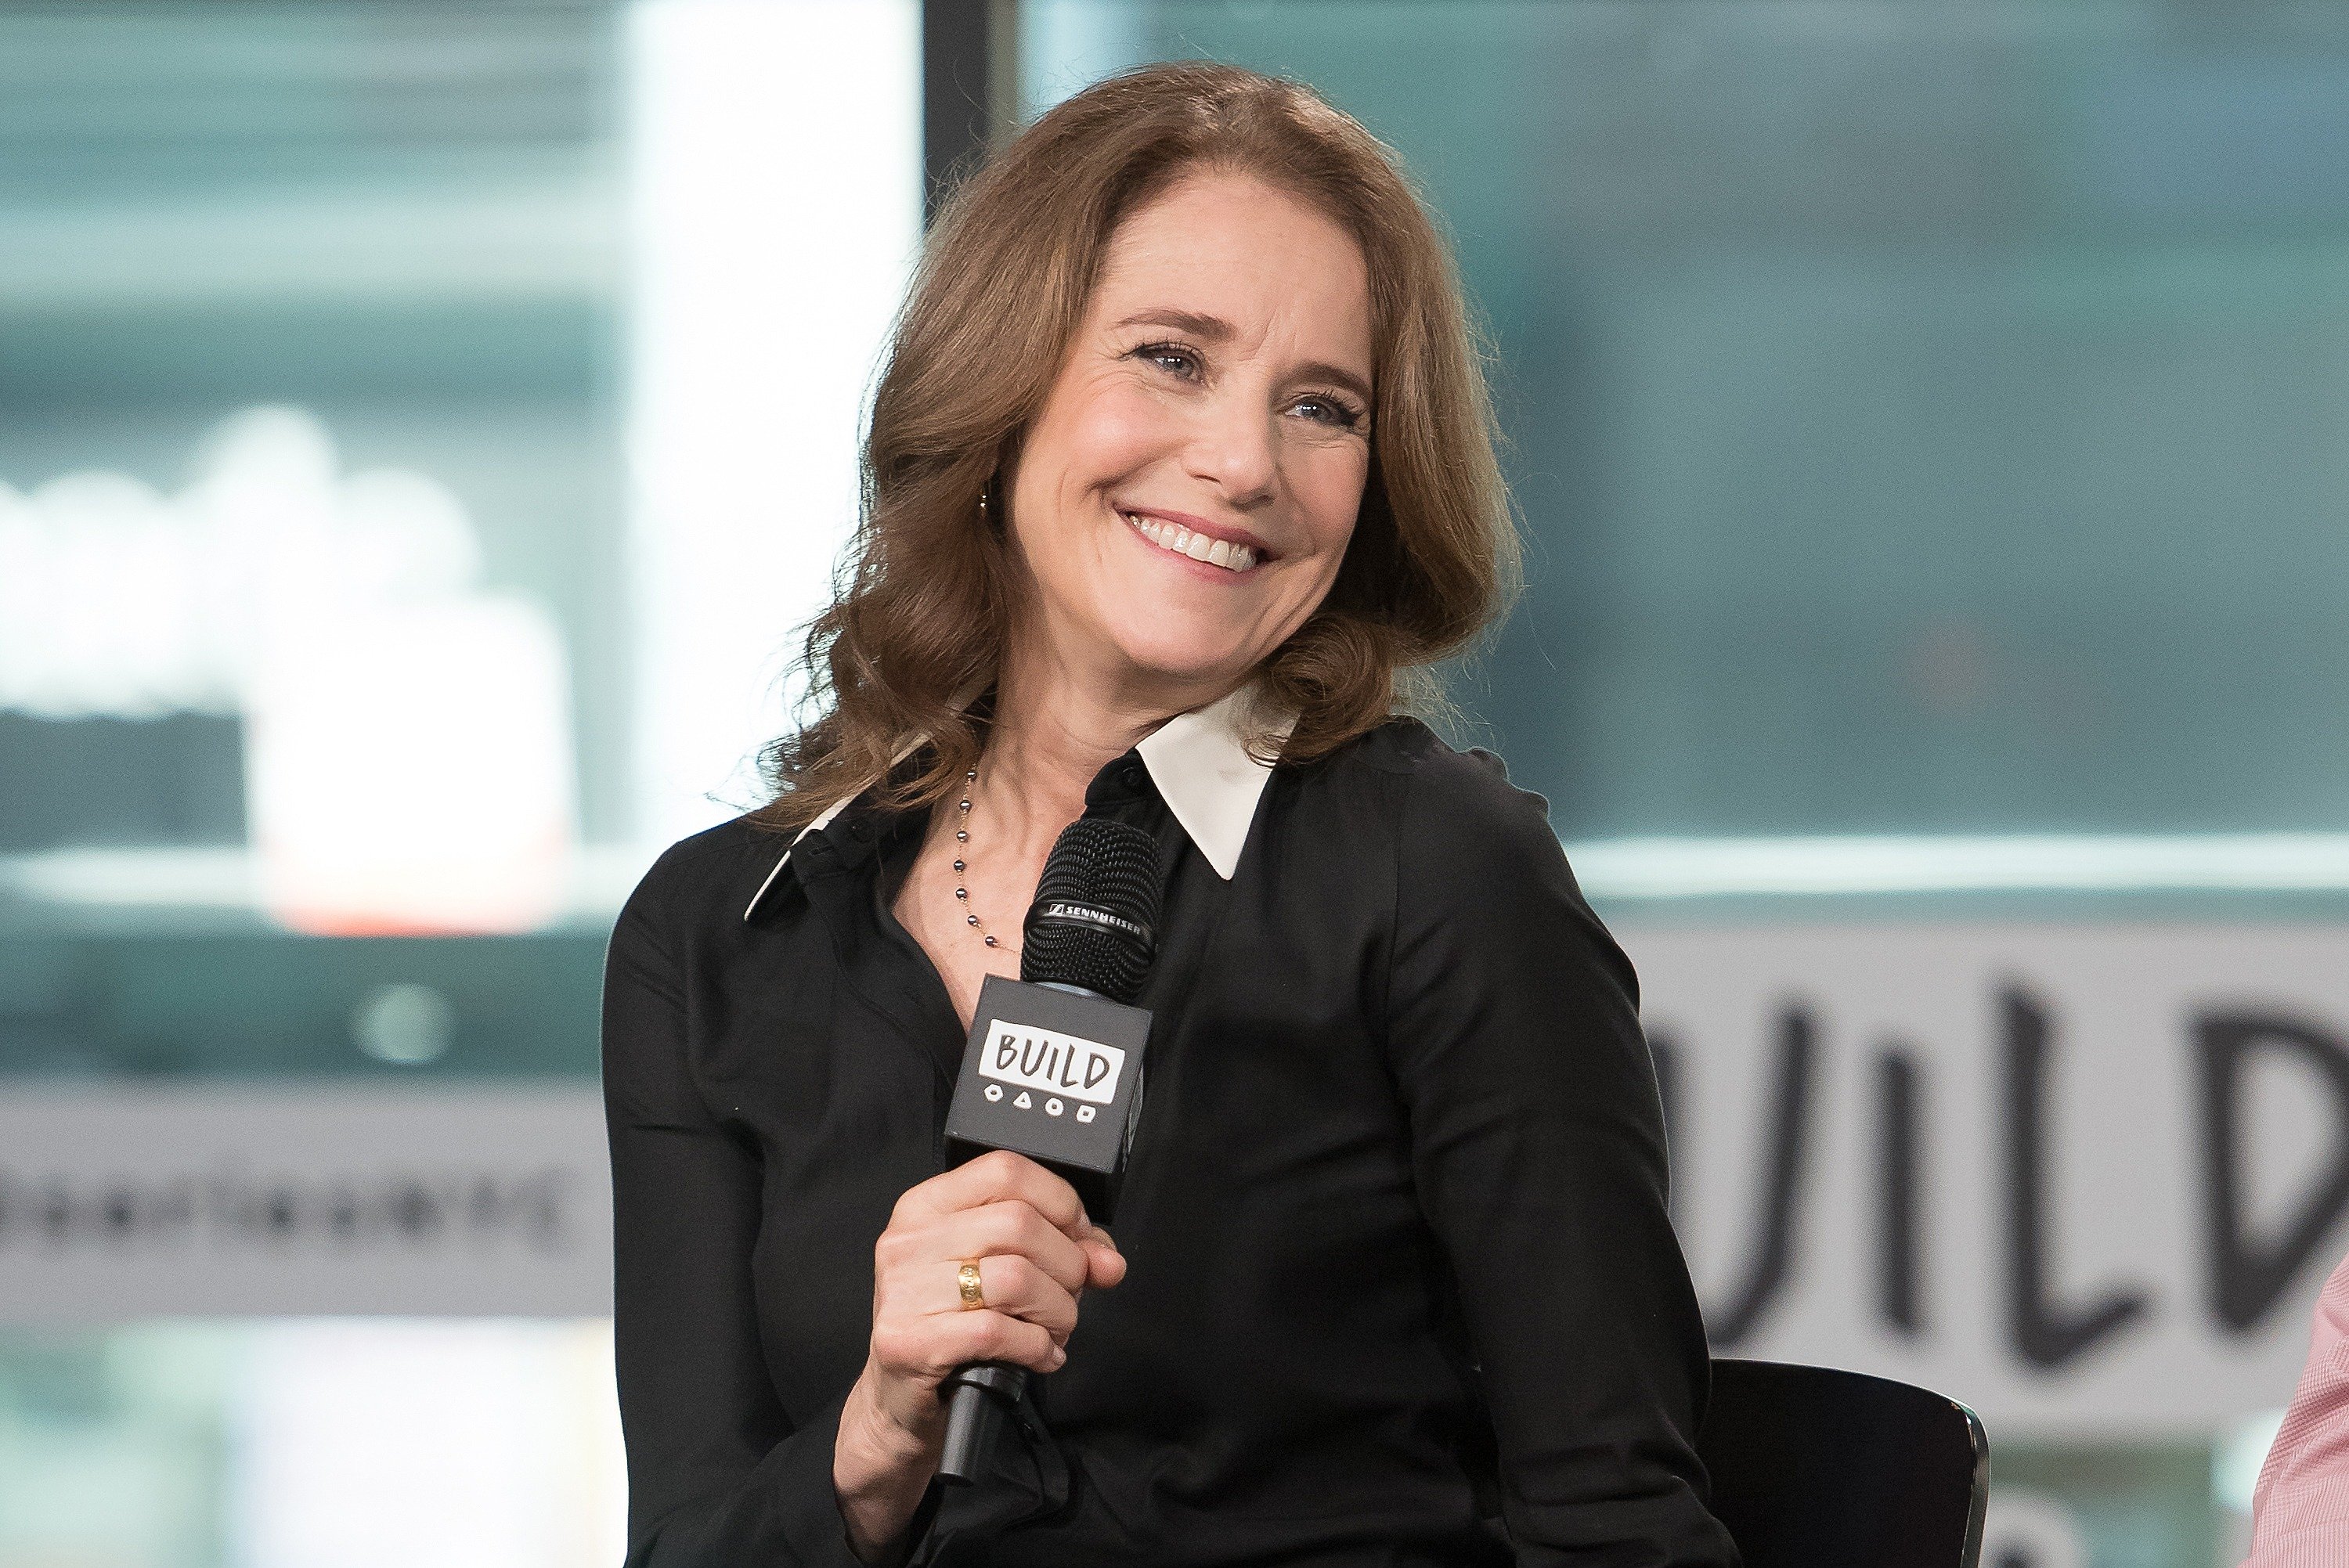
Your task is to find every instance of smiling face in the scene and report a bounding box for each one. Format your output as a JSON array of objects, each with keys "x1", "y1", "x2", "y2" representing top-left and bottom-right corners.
[{"x1": 1002, "y1": 171, "x2": 1375, "y2": 707}]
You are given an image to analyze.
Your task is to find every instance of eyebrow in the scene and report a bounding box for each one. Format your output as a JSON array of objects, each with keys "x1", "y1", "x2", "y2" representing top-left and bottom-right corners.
[{"x1": 1113, "y1": 308, "x2": 1376, "y2": 409}]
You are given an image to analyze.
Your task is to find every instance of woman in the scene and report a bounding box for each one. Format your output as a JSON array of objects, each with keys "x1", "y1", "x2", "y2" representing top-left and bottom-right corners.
[
  {"x1": 604, "y1": 63, "x2": 1737, "y2": 1566},
  {"x1": 2243, "y1": 1248, "x2": 2349, "y2": 1563}
]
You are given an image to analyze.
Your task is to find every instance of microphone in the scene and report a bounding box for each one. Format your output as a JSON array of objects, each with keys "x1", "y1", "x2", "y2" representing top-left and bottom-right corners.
[{"x1": 935, "y1": 817, "x2": 1160, "y2": 1487}]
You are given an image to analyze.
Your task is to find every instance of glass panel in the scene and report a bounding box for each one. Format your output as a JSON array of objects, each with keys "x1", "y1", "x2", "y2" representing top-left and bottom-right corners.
[
  {"x1": 0, "y1": 2, "x2": 919, "y2": 1561},
  {"x1": 0, "y1": 0, "x2": 918, "y2": 1076},
  {"x1": 1021, "y1": 5, "x2": 2349, "y2": 1557},
  {"x1": 0, "y1": 0, "x2": 629, "y2": 1081},
  {"x1": 0, "y1": 1320, "x2": 623, "y2": 1568},
  {"x1": 1023, "y1": 0, "x2": 2349, "y2": 914}
]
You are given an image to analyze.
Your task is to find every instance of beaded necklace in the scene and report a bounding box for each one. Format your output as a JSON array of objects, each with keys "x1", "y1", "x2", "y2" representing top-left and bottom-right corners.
[{"x1": 950, "y1": 766, "x2": 1016, "y2": 953}]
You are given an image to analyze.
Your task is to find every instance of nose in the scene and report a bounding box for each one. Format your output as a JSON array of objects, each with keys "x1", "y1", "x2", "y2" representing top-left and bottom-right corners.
[{"x1": 1181, "y1": 388, "x2": 1279, "y2": 511}]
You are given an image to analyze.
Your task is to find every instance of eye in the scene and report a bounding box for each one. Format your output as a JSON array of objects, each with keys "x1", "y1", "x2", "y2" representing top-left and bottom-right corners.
[
  {"x1": 1134, "y1": 341, "x2": 1202, "y2": 380},
  {"x1": 1290, "y1": 393, "x2": 1366, "y2": 431}
]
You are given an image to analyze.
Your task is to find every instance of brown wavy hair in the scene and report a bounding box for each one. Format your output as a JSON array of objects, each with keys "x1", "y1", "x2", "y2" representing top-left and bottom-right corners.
[{"x1": 756, "y1": 60, "x2": 1516, "y2": 836}]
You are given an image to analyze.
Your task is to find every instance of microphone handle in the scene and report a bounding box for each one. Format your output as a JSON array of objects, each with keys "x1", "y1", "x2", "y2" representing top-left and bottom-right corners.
[
  {"x1": 940, "y1": 968, "x2": 1143, "y2": 1486},
  {"x1": 939, "y1": 977, "x2": 1107, "y2": 1486},
  {"x1": 937, "y1": 1361, "x2": 1028, "y2": 1484}
]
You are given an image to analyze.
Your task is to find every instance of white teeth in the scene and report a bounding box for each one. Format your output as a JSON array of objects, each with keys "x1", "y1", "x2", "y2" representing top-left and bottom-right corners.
[{"x1": 1120, "y1": 510, "x2": 1257, "y2": 572}]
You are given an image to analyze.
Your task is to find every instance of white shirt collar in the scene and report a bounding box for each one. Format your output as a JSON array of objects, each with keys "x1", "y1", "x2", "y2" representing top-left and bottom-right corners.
[
  {"x1": 742, "y1": 685, "x2": 1290, "y2": 921},
  {"x1": 1131, "y1": 683, "x2": 1287, "y2": 879}
]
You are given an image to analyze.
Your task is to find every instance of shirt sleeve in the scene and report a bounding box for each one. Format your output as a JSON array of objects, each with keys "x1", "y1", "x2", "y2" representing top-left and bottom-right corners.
[
  {"x1": 2246, "y1": 1249, "x2": 2349, "y2": 1565},
  {"x1": 1385, "y1": 753, "x2": 1739, "y2": 1567},
  {"x1": 602, "y1": 860, "x2": 871, "y2": 1567}
]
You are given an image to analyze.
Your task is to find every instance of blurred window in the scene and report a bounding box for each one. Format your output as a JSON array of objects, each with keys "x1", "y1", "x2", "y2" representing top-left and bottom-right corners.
[
  {"x1": 1023, "y1": 0, "x2": 2349, "y2": 905},
  {"x1": 4, "y1": 1, "x2": 2339, "y2": 1562},
  {"x1": 0, "y1": 4, "x2": 917, "y2": 1563},
  {"x1": 0, "y1": 0, "x2": 916, "y2": 1073}
]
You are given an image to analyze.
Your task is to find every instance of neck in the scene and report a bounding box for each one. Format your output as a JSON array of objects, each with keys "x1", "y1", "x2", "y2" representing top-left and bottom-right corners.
[{"x1": 980, "y1": 634, "x2": 1239, "y2": 839}]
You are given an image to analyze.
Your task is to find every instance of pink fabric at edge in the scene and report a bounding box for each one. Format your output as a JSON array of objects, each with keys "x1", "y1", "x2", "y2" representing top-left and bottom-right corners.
[{"x1": 2246, "y1": 1249, "x2": 2349, "y2": 1565}]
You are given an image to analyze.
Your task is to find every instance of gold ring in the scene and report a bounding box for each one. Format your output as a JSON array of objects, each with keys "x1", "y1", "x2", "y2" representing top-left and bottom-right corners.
[{"x1": 957, "y1": 1260, "x2": 986, "y2": 1310}]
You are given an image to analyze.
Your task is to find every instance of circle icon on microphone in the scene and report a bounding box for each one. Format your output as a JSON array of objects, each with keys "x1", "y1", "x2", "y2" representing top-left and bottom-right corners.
[
  {"x1": 1045, "y1": 1098, "x2": 1064, "y2": 1116},
  {"x1": 1013, "y1": 1090, "x2": 1034, "y2": 1110},
  {"x1": 983, "y1": 1083, "x2": 1003, "y2": 1102},
  {"x1": 1076, "y1": 1105, "x2": 1096, "y2": 1123}
]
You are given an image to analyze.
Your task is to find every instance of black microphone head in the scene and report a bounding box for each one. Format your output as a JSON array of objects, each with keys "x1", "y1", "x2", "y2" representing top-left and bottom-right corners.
[{"x1": 1022, "y1": 819, "x2": 1160, "y2": 1004}]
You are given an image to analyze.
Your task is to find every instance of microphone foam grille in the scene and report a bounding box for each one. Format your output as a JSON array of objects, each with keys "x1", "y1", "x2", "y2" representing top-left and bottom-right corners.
[{"x1": 1022, "y1": 819, "x2": 1161, "y2": 1004}]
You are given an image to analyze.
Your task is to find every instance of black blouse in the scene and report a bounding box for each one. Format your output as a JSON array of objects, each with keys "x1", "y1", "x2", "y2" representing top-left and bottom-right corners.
[{"x1": 601, "y1": 716, "x2": 1737, "y2": 1566}]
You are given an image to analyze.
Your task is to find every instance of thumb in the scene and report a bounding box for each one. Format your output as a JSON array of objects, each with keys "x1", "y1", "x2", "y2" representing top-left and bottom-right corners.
[{"x1": 1084, "y1": 1227, "x2": 1127, "y2": 1288}]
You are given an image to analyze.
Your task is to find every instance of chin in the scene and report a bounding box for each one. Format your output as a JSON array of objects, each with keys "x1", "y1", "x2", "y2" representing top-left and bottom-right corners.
[{"x1": 1105, "y1": 623, "x2": 1263, "y2": 690}]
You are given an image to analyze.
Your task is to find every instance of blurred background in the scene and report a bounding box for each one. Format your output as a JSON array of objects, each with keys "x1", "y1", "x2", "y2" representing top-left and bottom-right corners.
[{"x1": 5, "y1": 0, "x2": 2347, "y2": 1563}]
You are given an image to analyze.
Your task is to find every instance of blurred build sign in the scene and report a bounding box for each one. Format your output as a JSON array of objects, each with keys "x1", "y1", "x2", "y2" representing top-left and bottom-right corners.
[
  {"x1": 1633, "y1": 922, "x2": 2349, "y2": 1436},
  {"x1": 5, "y1": 924, "x2": 2345, "y2": 1439},
  {"x1": 0, "y1": 1086, "x2": 608, "y2": 1319}
]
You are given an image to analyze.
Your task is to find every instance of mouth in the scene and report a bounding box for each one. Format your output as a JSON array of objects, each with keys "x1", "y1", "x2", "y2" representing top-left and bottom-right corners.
[{"x1": 1117, "y1": 506, "x2": 1268, "y2": 574}]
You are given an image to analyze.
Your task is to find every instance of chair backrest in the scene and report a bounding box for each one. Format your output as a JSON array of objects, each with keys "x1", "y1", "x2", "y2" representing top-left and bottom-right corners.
[{"x1": 1697, "y1": 1358, "x2": 1989, "y2": 1568}]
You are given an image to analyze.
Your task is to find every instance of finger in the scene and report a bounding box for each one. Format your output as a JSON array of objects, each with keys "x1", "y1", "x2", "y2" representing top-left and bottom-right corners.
[
  {"x1": 923, "y1": 1200, "x2": 1091, "y2": 1295},
  {"x1": 1062, "y1": 1221, "x2": 1124, "y2": 1290},
  {"x1": 1082, "y1": 1231, "x2": 1128, "y2": 1290},
  {"x1": 936, "y1": 1255, "x2": 1079, "y2": 1341},
  {"x1": 872, "y1": 1202, "x2": 1089, "y2": 1309},
  {"x1": 893, "y1": 1149, "x2": 1090, "y2": 1237},
  {"x1": 874, "y1": 1309, "x2": 1064, "y2": 1383}
]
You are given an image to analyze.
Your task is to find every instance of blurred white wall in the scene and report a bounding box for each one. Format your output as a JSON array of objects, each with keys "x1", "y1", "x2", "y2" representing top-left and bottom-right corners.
[{"x1": 626, "y1": 0, "x2": 923, "y2": 850}]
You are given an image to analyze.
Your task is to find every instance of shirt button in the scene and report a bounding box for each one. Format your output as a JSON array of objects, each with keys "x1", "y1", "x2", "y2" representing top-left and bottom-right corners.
[
  {"x1": 1120, "y1": 765, "x2": 1146, "y2": 789},
  {"x1": 846, "y1": 821, "x2": 871, "y2": 842}
]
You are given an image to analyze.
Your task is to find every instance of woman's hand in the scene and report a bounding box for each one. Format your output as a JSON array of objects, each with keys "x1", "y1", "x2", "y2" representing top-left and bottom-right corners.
[{"x1": 833, "y1": 1150, "x2": 1126, "y2": 1561}]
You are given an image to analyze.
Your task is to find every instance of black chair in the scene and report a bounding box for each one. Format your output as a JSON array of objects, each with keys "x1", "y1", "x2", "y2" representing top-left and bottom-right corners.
[{"x1": 1697, "y1": 1359, "x2": 1989, "y2": 1568}]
